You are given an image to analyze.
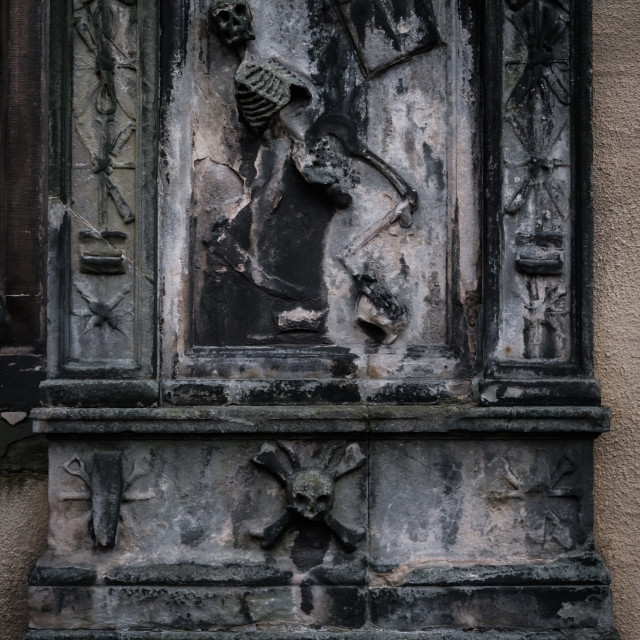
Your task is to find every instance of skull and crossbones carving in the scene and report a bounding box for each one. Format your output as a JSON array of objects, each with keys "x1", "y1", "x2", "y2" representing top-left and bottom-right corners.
[
  {"x1": 252, "y1": 442, "x2": 366, "y2": 551},
  {"x1": 210, "y1": 0, "x2": 255, "y2": 47}
]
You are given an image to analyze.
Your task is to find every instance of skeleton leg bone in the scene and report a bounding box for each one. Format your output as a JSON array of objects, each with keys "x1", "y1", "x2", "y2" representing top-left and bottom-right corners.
[
  {"x1": 257, "y1": 511, "x2": 294, "y2": 549},
  {"x1": 252, "y1": 443, "x2": 291, "y2": 485},
  {"x1": 324, "y1": 513, "x2": 366, "y2": 552}
]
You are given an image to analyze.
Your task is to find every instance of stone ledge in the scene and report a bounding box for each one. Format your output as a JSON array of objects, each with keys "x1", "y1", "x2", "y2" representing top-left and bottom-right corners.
[
  {"x1": 24, "y1": 631, "x2": 621, "y2": 640},
  {"x1": 371, "y1": 553, "x2": 611, "y2": 587},
  {"x1": 477, "y1": 379, "x2": 602, "y2": 407},
  {"x1": 30, "y1": 405, "x2": 611, "y2": 435},
  {"x1": 29, "y1": 554, "x2": 610, "y2": 589},
  {"x1": 41, "y1": 380, "x2": 160, "y2": 408}
]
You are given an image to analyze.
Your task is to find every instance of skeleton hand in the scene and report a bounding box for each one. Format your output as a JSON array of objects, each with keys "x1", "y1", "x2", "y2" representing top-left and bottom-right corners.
[{"x1": 394, "y1": 197, "x2": 414, "y2": 228}]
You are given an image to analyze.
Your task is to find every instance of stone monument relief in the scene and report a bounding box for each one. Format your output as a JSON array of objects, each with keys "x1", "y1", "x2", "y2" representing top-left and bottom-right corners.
[
  {"x1": 28, "y1": 0, "x2": 619, "y2": 639},
  {"x1": 501, "y1": 0, "x2": 572, "y2": 361},
  {"x1": 159, "y1": 0, "x2": 482, "y2": 403}
]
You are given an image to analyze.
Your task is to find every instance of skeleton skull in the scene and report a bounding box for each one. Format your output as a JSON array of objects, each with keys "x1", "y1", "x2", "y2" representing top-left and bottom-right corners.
[
  {"x1": 355, "y1": 269, "x2": 408, "y2": 345},
  {"x1": 211, "y1": 0, "x2": 255, "y2": 47},
  {"x1": 356, "y1": 295, "x2": 406, "y2": 345},
  {"x1": 252, "y1": 442, "x2": 366, "y2": 550},
  {"x1": 286, "y1": 469, "x2": 335, "y2": 521}
]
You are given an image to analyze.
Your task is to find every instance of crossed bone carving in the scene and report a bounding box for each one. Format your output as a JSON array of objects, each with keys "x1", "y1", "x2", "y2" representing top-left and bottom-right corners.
[{"x1": 252, "y1": 442, "x2": 366, "y2": 551}]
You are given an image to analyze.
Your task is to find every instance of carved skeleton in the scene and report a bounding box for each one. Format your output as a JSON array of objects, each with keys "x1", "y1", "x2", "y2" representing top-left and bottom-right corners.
[
  {"x1": 210, "y1": 0, "x2": 255, "y2": 47},
  {"x1": 252, "y1": 442, "x2": 366, "y2": 551},
  {"x1": 354, "y1": 268, "x2": 408, "y2": 345},
  {"x1": 303, "y1": 113, "x2": 418, "y2": 344},
  {"x1": 234, "y1": 59, "x2": 310, "y2": 134},
  {"x1": 205, "y1": 1, "x2": 420, "y2": 345},
  {"x1": 287, "y1": 469, "x2": 334, "y2": 522}
]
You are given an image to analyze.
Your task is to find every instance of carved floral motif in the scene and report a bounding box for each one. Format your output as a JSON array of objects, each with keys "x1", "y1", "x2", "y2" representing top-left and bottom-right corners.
[
  {"x1": 488, "y1": 452, "x2": 584, "y2": 551},
  {"x1": 74, "y1": 0, "x2": 137, "y2": 225},
  {"x1": 73, "y1": 282, "x2": 133, "y2": 337}
]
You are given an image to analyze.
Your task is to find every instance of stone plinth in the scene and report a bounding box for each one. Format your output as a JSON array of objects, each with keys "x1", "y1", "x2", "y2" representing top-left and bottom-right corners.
[{"x1": 26, "y1": 407, "x2": 617, "y2": 638}]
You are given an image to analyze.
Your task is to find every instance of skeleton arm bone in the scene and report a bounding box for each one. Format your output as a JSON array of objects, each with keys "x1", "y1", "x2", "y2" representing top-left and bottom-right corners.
[
  {"x1": 338, "y1": 198, "x2": 414, "y2": 277},
  {"x1": 331, "y1": 141, "x2": 418, "y2": 277},
  {"x1": 355, "y1": 148, "x2": 418, "y2": 221}
]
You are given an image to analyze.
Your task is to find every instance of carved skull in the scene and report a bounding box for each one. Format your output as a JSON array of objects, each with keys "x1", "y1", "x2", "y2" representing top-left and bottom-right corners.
[
  {"x1": 211, "y1": 0, "x2": 255, "y2": 47},
  {"x1": 286, "y1": 469, "x2": 335, "y2": 522},
  {"x1": 355, "y1": 269, "x2": 408, "y2": 345},
  {"x1": 356, "y1": 295, "x2": 405, "y2": 345}
]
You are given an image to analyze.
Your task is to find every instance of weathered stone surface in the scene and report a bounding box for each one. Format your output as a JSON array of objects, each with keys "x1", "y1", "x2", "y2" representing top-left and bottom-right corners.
[
  {"x1": 478, "y1": 379, "x2": 602, "y2": 407},
  {"x1": 44, "y1": 439, "x2": 367, "y2": 581},
  {"x1": 26, "y1": 412, "x2": 616, "y2": 636},
  {"x1": 30, "y1": 553, "x2": 610, "y2": 590},
  {"x1": 30, "y1": 405, "x2": 611, "y2": 435},
  {"x1": 23, "y1": 631, "x2": 622, "y2": 640},
  {"x1": 46, "y1": 0, "x2": 157, "y2": 381},
  {"x1": 388, "y1": 552, "x2": 611, "y2": 586},
  {"x1": 27, "y1": 582, "x2": 612, "y2": 632},
  {"x1": 29, "y1": 585, "x2": 368, "y2": 630},
  {"x1": 40, "y1": 380, "x2": 160, "y2": 408},
  {"x1": 29, "y1": 0, "x2": 615, "y2": 638},
  {"x1": 103, "y1": 563, "x2": 293, "y2": 586},
  {"x1": 159, "y1": 0, "x2": 481, "y2": 396},
  {"x1": 370, "y1": 585, "x2": 611, "y2": 630},
  {"x1": 29, "y1": 565, "x2": 97, "y2": 586},
  {"x1": 369, "y1": 439, "x2": 593, "y2": 569},
  {"x1": 481, "y1": 0, "x2": 597, "y2": 407},
  {"x1": 497, "y1": 0, "x2": 574, "y2": 364}
]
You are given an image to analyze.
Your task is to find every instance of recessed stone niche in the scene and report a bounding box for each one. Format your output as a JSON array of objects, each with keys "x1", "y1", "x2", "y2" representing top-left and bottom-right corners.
[
  {"x1": 144, "y1": 0, "x2": 482, "y2": 406},
  {"x1": 29, "y1": 0, "x2": 618, "y2": 638}
]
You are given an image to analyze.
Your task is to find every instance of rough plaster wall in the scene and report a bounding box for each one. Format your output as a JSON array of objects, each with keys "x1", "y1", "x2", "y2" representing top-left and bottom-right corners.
[
  {"x1": 0, "y1": 474, "x2": 48, "y2": 640},
  {"x1": 593, "y1": 0, "x2": 640, "y2": 638}
]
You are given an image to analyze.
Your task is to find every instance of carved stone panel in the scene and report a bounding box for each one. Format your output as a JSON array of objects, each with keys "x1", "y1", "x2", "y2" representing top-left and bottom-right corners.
[
  {"x1": 477, "y1": 0, "x2": 597, "y2": 406},
  {"x1": 500, "y1": 0, "x2": 572, "y2": 363},
  {"x1": 160, "y1": 0, "x2": 481, "y2": 395},
  {"x1": 46, "y1": 0, "x2": 157, "y2": 379},
  {"x1": 31, "y1": 0, "x2": 614, "y2": 637},
  {"x1": 31, "y1": 421, "x2": 615, "y2": 637},
  {"x1": 369, "y1": 439, "x2": 593, "y2": 571},
  {"x1": 45, "y1": 438, "x2": 368, "y2": 583}
]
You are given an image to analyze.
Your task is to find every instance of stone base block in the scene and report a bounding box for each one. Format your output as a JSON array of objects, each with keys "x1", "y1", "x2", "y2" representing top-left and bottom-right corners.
[{"x1": 28, "y1": 583, "x2": 614, "y2": 633}]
